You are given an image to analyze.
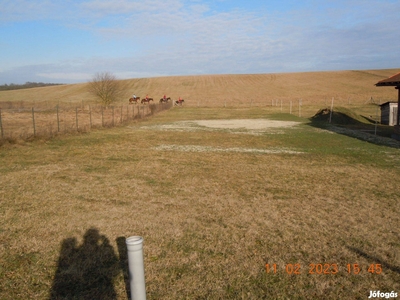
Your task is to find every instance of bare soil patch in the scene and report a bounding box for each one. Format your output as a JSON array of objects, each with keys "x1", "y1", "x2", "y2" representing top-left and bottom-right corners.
[{"x1": 139, "y1": 118, "x2": 301, "y2": 135}]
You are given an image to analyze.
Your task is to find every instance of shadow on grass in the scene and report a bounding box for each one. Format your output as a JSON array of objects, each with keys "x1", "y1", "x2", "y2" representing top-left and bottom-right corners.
[
  {"x1": 346, "y1": 246, "x2": 400, "y2": 274},
  {"x1": 50, "y1": 228, "x2": 131, "y2": 300},
  {"x1": 116, "y1": 237, "x2": 131, "y2": 300},
  {"x1": 308, "y1": 108, "x2": 400, "y2": 149}
]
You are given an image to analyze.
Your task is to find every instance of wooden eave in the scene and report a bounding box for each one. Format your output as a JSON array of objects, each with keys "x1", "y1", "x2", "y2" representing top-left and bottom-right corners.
[{"x1": 375, "y1": 72, "x2": 400, "y2": 87}]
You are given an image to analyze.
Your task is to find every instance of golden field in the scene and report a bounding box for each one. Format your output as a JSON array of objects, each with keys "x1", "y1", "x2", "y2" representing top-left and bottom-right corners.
[
  {"x1": 1, "y1": 68, "x2": 399, "y2": 111},
  {"x1": 0, "y1": 69, "x2": 399, "y2": 299}
]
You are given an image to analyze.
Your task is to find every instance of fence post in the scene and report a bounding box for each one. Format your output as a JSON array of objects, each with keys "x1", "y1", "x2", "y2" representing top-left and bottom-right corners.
[
  {"x1": 32, "y1": 107, "x2": 36, "y2": 136},
  {"x1": 101, "y1": 106, "x2": 104, "y2": 127},
  {"x1": 75, "y1": 107, "x2": 78, "y2": 131},
  {"x1": 112, "y1": 106, "x2": 115, "y2": 126},
  {"x1": 120, "y1": 106, "x2": 123, "y2": 124},
  {"x1": 89, "y1": 105, "x2": 92, "y2": 129},
  {"x1": 375, "y1": 99, "x2": 380, "y2": 135},
  {"x1": 0, "y1": 108, "x2": 3, "y2": 139},
  {"x1": 290, "y1": 101, "x2": 292, "y2": 114},
  {"x1": 57, "y1": 105, "x2": 60, "y2": 132},
  {"x1": 299, "y1": 99, "x2": 302, "y2": 117}
]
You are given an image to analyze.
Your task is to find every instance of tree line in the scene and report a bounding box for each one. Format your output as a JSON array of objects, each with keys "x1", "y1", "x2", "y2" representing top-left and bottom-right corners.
[{"x1": 0, "y1": 82, "x2": 64, "y2": 91}]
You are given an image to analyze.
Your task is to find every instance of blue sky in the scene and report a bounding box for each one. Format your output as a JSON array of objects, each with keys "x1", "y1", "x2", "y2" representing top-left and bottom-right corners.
[{"x1": 0, "y1": 0, "x2": 399, "y2": 84}]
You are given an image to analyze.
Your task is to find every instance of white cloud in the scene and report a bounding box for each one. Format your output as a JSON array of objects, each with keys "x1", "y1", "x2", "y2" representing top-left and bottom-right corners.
[{"x1": 0, "y1": 0, "x2": 399, "y2": 84}]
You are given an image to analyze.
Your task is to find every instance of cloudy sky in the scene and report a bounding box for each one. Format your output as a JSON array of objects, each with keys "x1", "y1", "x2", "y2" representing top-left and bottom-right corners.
[{"x1": 1, "y1": 0, "x2": 399, "y2": 84}]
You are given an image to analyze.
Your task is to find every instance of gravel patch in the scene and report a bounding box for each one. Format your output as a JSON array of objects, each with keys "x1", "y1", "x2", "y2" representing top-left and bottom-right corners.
[
  {"x1": 138, "y1": 119, "x2": 301, "y2": 135},
  {"x1": 153, "y1": 144, "x2": 304, "y2": 154}
]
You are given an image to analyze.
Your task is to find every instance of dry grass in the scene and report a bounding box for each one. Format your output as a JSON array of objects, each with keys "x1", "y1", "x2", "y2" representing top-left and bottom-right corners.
[
  {"x1": 0, "y1": 103, "x2": 171, "y2": 145},
  {"x1": 1, "y1": 68, "x2": 399, "y2": 115},
  {"x1": 0, "y1": 105, "x2": 399, "y2": 299}
]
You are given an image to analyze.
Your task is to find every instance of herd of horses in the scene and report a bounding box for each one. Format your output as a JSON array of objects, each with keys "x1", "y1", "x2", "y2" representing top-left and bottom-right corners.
[{"x1": 129, "y1": 96, "x2": 184, "y2": 106}]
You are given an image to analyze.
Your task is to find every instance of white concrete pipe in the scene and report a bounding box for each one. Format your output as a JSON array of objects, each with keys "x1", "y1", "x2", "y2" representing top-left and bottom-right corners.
[{"x1": 126, "y1": 236, "x2": 146, "y2": 300}]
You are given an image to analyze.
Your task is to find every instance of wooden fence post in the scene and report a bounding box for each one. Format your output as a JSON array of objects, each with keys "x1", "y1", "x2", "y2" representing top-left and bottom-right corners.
[
  {"x1": 89, "y1": 105, "x2": 92, "y2": 129},
  {"x1": 75, "y1": 107, "x2": 78, "y2": 131},
  {"x1": 56, "y1": 105, "x2": 60, "y2": 132},
  {"x1": 0, "y1": 108, "x2": 3, "y2": 139},
  {"x1": 120, "y1": 106, "x2": 123, "y2": 124},
  {"x1": 299, "y1": 99, "x2": 302, "y2": 117},
  {"x1": 101, "y1": 106, "x2": 104, "y2": 127},
  {"x1": 32, "y1": 107, "x2": 36, "y2": 136},
  {"x1": 112, "y1": 106, "x2": 115, "y2": 126}
]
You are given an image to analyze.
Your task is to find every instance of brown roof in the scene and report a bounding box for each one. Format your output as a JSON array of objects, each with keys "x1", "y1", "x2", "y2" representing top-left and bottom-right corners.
[{"x1": 376, "y1": 72, "x2": 400, "y2": 87}]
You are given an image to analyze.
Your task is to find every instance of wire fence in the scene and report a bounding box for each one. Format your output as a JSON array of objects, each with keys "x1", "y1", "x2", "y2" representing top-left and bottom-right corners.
[{"x1": 0, "y1": 101, "x2": 173, "y2": 143}]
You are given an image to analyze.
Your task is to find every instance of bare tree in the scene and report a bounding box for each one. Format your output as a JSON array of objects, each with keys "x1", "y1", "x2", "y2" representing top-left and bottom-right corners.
[{"x1": 88, "y1": 72, "x2": 123, "y2": 106}]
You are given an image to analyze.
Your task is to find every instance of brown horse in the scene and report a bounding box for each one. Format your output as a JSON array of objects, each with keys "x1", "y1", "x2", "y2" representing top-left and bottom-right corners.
[
  {"x1": 129, "y1": 97, "x2": 140, "y2": 104},
  {"x1": 159, "y1": 97, "x2": 171, "y2": 103},
  {"x1": 174, "y1": 99, "x2": 184, "y2": 106},
  {"x1": 141, "y1": 98, "x2": 153, "y2": 104}
]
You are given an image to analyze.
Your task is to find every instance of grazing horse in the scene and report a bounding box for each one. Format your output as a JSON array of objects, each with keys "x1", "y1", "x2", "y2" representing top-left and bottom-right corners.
[
  {"x1": 129, "y1": 97, "x2": 140, "y2": 104},
  {"x1": 175, "y1": 99, "x2": 185, "y2": 106},
  {"x1": 141, "y1": 98, "x2": 153, "y2": 104},
  {"x1": 159, "y1": 97, "x2": 171, "y2": 103}
]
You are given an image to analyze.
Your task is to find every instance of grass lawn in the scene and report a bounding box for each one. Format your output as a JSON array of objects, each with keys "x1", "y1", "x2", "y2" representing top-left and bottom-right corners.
[{"x1": 0, "y1": 107, "x2": 399, "y2": 299}]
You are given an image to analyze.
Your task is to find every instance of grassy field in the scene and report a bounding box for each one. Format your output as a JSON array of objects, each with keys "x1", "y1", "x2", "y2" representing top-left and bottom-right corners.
[
  {"x1": 1, "y1": 68, "x2": 399, "y2": 112},
  {"x1": 1, "y1": 68, "x2": 400, "y2": 145},
  {"x1": 1, "y1": 104, "x2": 399, "y2": 299},
  {"x1": 1, "y1": 69, "x2": 400, "y2": 299}
]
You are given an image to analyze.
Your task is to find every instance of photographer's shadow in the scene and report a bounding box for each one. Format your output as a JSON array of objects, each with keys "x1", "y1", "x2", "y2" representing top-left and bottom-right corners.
[{"x1": 50, "y1": 228, "x2": 120, "y2": 300}]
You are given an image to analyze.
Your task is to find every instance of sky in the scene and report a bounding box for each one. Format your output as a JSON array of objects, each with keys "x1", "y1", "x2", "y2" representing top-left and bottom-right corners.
[{"x1": 0, "y1": 0, "x2": 399, "y2": 84}]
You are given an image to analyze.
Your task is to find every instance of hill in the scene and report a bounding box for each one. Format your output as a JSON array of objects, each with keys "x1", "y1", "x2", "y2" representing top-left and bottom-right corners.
[{"x1": 0, "y1": 69, "x2": 399, "y2": 112}]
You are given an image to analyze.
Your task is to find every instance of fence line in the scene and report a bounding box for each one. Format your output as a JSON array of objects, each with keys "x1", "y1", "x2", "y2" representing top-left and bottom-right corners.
[{"x1": 0, "y1": 101, "x2": 172, "y2": 142}]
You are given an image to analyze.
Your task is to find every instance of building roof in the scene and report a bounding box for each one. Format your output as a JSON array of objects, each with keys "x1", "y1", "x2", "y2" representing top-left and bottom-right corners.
[
  {"x1": 379, "y1": 101, "x2": 398, "y2": 107},
  {"x1": 376, "y1": 72, "x2": 400, "y2": 87}
]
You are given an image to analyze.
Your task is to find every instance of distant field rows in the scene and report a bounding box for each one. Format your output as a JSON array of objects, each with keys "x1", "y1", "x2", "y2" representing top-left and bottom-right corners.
[{"x1": 0, "y1": 69, "x2": 399, "y2": 111}]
